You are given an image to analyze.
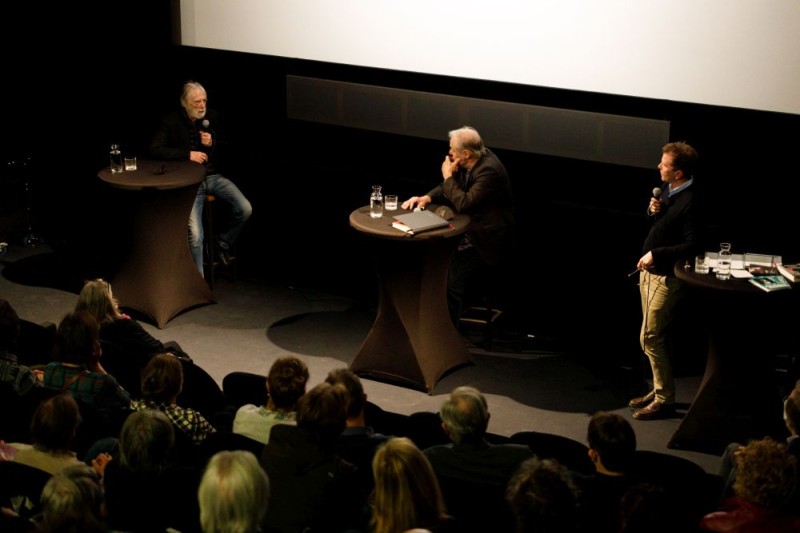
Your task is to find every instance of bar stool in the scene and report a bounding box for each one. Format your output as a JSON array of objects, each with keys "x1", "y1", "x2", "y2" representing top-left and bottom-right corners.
[{"x1": 202, "y1": 194, "x2": 237, "y2": 288}]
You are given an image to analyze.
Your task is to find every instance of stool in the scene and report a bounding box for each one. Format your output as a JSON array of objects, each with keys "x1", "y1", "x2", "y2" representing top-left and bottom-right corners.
[{"x1": 202, "y1": 194, "x2": 237, "y2": 288}]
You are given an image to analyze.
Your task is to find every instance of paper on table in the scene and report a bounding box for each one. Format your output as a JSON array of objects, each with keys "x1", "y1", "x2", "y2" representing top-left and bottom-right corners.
[{"x1": 730, "y1": 269, "x2": 753, "y2": 279}]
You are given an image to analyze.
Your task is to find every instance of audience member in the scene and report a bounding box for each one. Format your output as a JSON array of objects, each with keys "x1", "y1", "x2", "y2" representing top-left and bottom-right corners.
[
  {"x1": 132, "y1": 353, "x2": 217, "y2": 445},
  {"x1": 233, "y1": 356, "x2": 309, "y2": 444},
  {"x1": 326, "y1": 367, "x2": 391, "y2": 531},
  {"x1": 424, "y1": 386, "x2": 533, "y2": 532},
  {"x1": 7, "y1": 392, "x2": 83, "y2": 475},
  {"x1": 617, "y1": 482, "x2": 679, "y2": 533},
  {"x1": 401, "y1": 126, "x2": 516, "y2": 325},
  {"x1": 75, "y1": 279, "x2": 189, "y2": 397},
  {"x1": 372, "y1": 437, "x2": 455, "y2": 533},
  {"x1": 42, "y1": 311, "x2": 131, "y2": 416},
  {"x1": 717, "y1": 381, "x2": 800, "y2": 506},
  {"x1": 629, "y1": 141, "x2": 704, "y2": 420},
  {"x1": 700, "y1": 436, "x2": 800, "y2": 532},
  {"x1": 259, "y1": 381, "x2": 361, "y2": 533},
  {"x1": 572, "y1": 411, "x2": 637, "y2": 533},
  {"x1": 102, "y1": 409, "x2": 202, "y2": 533},
  {"x1": 150, "y1": 80, "x2": 253, "y2": 273},
  {"x1": 198, "y1": 450, "x2": 270, "y2": 533},
  {"x1": 0, "y1": 298, "x2": 43, "y2": 396},
  {"x1": 33, "y1": 463, "x2": 106, "y2": 533},
  {"x1": 505, "y1": 456, "x2": 581, "y2": 533}
]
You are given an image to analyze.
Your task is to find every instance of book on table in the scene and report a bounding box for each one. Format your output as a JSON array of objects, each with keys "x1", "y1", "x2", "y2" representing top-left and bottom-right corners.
[
  {"x1": 748, "y1": 274, "x2": 792, "y2": 292},
  {"x1": 392, "y1": 210, "x2": 451, "y2": 234},
  {"x1": 777, "y1": 263, "x2": 800, "y2": 282}
]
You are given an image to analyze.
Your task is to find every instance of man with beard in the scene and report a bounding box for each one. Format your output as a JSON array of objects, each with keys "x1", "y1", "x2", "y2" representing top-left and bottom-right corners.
[{"x1": 150, "y1": 80, "x2": 252, "y2": 274}]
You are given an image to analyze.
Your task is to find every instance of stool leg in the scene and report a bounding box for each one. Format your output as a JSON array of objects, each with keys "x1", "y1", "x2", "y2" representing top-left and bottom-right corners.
[{"x1": 203, "y1": 196, "x2": 217, "y2": 289}]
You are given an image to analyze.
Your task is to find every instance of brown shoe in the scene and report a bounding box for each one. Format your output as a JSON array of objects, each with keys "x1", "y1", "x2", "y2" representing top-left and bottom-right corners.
[
  {"x1": 628, "y1": 390, "x2": 656, "y2": 409},
  {"x1": 633, "y1": 400, "x2": 675, "y2": 420}
]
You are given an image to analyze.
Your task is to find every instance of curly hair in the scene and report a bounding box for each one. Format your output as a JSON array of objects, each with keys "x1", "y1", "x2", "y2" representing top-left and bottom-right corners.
[{"x1": 733, "y1": 437, "x2": 797, "y2": 508}]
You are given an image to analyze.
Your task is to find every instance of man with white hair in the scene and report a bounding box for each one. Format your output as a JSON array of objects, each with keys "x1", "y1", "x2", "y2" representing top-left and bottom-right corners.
[{"x1": 402, "y1": 126, "x2": 516, "y2": 326}]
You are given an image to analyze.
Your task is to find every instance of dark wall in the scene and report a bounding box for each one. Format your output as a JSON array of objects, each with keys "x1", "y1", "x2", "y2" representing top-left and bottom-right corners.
[{"x1": 3, "y1": 5, "x2": 799, "y2": 363}]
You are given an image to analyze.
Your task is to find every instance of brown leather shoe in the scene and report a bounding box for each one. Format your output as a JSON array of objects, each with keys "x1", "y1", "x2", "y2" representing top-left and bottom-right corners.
[
  {"x1": 628, "y1": 390, "x2": 656, "y2": 409},
  {"x1": 633, "y1": 400, "x2": 675, "y2": 420}
]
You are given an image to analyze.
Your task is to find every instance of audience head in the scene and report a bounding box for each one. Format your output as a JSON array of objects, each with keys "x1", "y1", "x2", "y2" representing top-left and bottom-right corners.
[
  {"x1": 586, "y1": 411, "x2": 637, "y2": 474},
  {"x1": 784, "y1": 384, "x2": 800, "y2": 437},
  {"x1": 439, "y1": 385, "x2": 489, "y2": 444},
  {"x1": 296, "y1": 381, "x2": 348, "y2": 448},
  {"x1": 325, "y1": 367, "x2": 367, "y2": 420},
  {"x1": 38, "y1": 463, "x2": 106, "y2": 533},
  {"x1": 198, "y1": 450, "x2": 270, "y2": 533},
  {"x1": 267, "y1": 356, "x2": 309, "y2": 411},
  {"x1": 371, "y1": 437, "x2": 447, "y2": 533},
  {"x1": 181, "y1": 80, "x2": 207, "y2": 121},
  {"x1": 140, "y1": 353, "x2": 184, "y2": 404},
  {"x1": 0, "y1": 297, "x2": 21, "y2": 351},
  {"x1": 506, "y1": 456, "x2": 581, "y2": 533},
  {"x1": 118, "y1": 409, "x2": 175, "y2": 474},
  {"x1": 55, "y1": 310, "x2": 101, "y2": 365},
  {"x1": 732, "y1": 436, "x2": 797, "y2": 508},
  {"x1": 75, "y1": 279, "x2": 123, "y2": 326},
  {"x1": 662, "y1": 141, "x2": 698, "y2": 178},
  {"x1": 30, "y1": 392, "x2": 81, "y2": 453}
]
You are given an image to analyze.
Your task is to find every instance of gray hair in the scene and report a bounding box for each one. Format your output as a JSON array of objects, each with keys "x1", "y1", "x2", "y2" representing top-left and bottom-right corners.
[
  {"x1": 439, "y1": 385, "x2": 489, "y2": 444},
  {"x1": 181, "y1": 80, "x2": 206, "y2": 105},
  {"x1": 448, "y1": 126, "x2": 486, "y2": 158}
]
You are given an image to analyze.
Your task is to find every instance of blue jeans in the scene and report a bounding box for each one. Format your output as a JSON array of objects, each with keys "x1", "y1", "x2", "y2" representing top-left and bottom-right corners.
[{"x1": 188, "y1": 174, "x2": 253, "y2": 274}]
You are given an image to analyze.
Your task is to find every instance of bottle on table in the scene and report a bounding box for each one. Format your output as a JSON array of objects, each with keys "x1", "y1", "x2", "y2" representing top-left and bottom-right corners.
[
  {"x1": 110, "y1": 144, "x2": 124, "y2": 174},
  {"x1": 370, "y1": 184, "x2": 383, "y2": 219}
]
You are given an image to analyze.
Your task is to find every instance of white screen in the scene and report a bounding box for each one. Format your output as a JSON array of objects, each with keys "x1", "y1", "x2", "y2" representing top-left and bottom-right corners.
[{"x1": 180, "y1": 0, "x2": 800, "y2": 116}]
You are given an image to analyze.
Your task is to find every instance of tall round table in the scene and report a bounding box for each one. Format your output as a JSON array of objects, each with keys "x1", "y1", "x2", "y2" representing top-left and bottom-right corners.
[
  {"x1": 668, "y1": 262, "x2": 792, "y2": 454},
  {"x1": 98, "y1": 160, "x2": 214, "y2": 328},
  {"x1": 349, "y1": 206, "x2": 472, "y2": 393}
]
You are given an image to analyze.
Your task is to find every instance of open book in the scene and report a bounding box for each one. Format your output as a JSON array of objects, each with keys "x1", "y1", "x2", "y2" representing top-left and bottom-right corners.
[
  {"x1": 748, "y1": 275, "x2": 792, "y2": 292},
  {"x1": 392, "y1": 210, "x2": 451, "y2": 234}
]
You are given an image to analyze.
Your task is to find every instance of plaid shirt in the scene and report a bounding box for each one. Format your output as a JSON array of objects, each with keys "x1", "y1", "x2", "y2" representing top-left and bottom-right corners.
[
  {"x1": 131, "y1": 400, "x2": 217, "y2": 444},
  {"x1": 43, "y1": 362, "x2": 131, "y2": 410},
  {"x1": 0, "y1": 351, "x2": 40, "y2": 395}
]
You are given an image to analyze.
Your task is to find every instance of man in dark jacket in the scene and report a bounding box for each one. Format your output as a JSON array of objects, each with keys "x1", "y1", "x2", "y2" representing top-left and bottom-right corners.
[{"x1": 402, "y1": 126, "x2": 516, "y2": 325}]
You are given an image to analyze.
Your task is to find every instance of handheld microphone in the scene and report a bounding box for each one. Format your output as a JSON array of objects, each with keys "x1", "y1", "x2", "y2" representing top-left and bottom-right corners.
[
  {"x1": 201, "y1": 119, "x2": 211, "y2": 131},
  {"x1": 652, "y1": 187, "x2": 662, "y2": 199}
]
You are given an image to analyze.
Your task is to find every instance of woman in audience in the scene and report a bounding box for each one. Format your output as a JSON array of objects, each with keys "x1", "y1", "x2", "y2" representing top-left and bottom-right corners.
[
  {"x1": 42, "y1": 311, "x2": 131, "y2": 415},
  {"x1": 700, "y1": 436, "x2": 800, "y2": 532},
  {"x1": 232, "y1": 356, "x2": 309, "y2": 444},
  {"x1": 371, "y1": 437, "x2": 455, "y2": 533},
  {"x1": 132, "y1": 353, "x2": 216, "y2": 444},
  {"x1": 7, "y1": 392, "x2": 83, "y2": 474},
  {"x1": 198, "y1": 450, "x2": 270, "y2": 533}
]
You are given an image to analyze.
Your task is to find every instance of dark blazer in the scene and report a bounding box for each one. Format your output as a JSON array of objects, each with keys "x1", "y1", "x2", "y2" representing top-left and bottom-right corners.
[
  {"x1": 641, "y1": 184, "x2": 703, "y2": 276},
  {"x1": 150, "y1": 108, "x2": 226, "y2": 175},
  {"x1": 426, "y1": 148, "x2": 515, "y2": 266}
]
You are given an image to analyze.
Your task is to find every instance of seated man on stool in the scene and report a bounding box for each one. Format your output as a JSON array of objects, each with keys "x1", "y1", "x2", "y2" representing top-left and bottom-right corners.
[{"x1": 150, "y1": 80, "x2": 252, "y2": 274}]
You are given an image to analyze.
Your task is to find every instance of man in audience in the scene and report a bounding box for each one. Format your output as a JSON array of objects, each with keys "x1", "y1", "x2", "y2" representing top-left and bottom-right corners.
[
  {"x1": 424, "y1": 385, "x2": 533, "y2": 532},
  {"x1": 572, "y1": 411, "x2": 638, "y2": 533},
  {"x1": 233, "y1": 355, "x2": 309, "y2": 444},
  {"x1": 259, "y1": 381, "x2": 362, "y2": 533}
]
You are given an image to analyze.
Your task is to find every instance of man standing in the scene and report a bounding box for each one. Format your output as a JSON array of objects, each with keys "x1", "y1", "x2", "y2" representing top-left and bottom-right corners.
[
  {"x1": 402, "y1": 126, "x2": 515, "y2": 326},
  {"x1": 629, "y1": 141, "x2": 703, "y2": 420},
  {"x1": 150, "y1": 80, "x2": 252, "y2": 274}
]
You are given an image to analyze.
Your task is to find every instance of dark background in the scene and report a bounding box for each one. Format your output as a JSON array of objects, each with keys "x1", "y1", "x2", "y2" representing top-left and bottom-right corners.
[{"x1": 2, "y1": 2, "x2": 798, "y2": 370}]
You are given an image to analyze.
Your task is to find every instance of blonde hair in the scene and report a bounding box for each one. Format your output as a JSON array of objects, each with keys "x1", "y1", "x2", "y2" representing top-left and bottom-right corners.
[
  {"x1": 75, "y1": 279, "x2": 123, "y2": 326},
  {"x1": 371, "y1": 437, "x2": 447, "y2": 533},
  {"x1": 198, "y1": 450, "x2": 270, "y2": 533}
]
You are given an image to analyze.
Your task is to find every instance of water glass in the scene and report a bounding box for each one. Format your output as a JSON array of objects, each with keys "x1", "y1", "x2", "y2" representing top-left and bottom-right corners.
[
  {"x1": 694, "y1": 255, "x2": 709, "y2": 274},
  {"x1": 716, "y1": 250, "x2": 732, "y2": 280}
]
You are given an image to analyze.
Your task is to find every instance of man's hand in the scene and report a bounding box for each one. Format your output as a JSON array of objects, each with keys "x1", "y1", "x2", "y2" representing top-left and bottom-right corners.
[
  {"x1": 199, "y1": 131, "x2": 213, "y2": 147},
  {"x1": 189, "y1": 151, "x2": 208, "y2": 164},
  {"x1": 441, "y1": 155, "x2": 459, "y2": 180},
  {"x1": 401, "y1": 195, "x2": 432, "y2": 210},
  {"x1": 649, "y1": 198, "x2": 662, "y2": 215},
  {"x1": 637, "y1": 251, "x2": 654, "y2": 271}
]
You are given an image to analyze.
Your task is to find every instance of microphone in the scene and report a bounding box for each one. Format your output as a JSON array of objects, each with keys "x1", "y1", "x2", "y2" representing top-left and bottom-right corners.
[
  {"x1": 652, "y1": 187, "x2": 662, "y2": 199},
  {"x1": 201, "y1": 119, "x2": 211, "y2": 132}
]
